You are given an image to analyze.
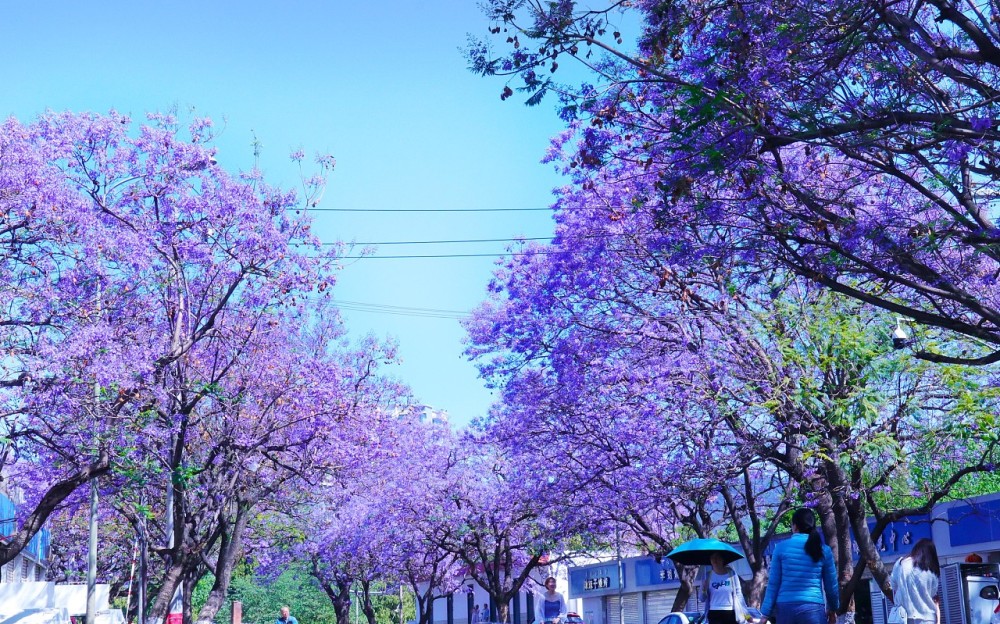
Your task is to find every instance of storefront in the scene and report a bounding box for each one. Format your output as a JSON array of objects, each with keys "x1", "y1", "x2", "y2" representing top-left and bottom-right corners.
[
  {"x1": 569, "y1": 491, "x2": 1000, "y2": 624},
  {"x1": 569, "y1": 557, "x2": 704, "y2": 624}
]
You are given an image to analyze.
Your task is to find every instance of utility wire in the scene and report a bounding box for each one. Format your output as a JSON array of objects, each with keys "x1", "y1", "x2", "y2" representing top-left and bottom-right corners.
[
  {"x1": 332, "y1": 300, "x2": 469, "y2": 319},
  {"x1": 290, "y1": 207, "x2": 552, "y2": 212},
  {"x1": 313, "y1": 234, "x2": 625, "y2": 246},
  {"x1": 335, "y1": 299, "x2": 466, "y2": 314},
  {"x1": 339, "y1": 250, "x2": 589, "y2": 259},
  {"x1": 315, "y1": 236, "x2": 553, "y2": 246}
]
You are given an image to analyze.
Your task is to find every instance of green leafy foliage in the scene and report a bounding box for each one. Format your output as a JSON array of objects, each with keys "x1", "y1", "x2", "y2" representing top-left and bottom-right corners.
[
  {"x1": 191, "y1": 565, "x2": 416, "y2": 624},
  {"x1": 194, "y1": 564, "x2": 336, "y2": 624}
]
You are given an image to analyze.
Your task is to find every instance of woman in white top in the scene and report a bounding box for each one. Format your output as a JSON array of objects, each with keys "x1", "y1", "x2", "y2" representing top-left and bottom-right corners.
[
  {"x1": 703, "y1": 553, "x2": 750, "y2": 624},
  {"x1": 889, "y1": 538, "x2": 941, "y2": 624}
]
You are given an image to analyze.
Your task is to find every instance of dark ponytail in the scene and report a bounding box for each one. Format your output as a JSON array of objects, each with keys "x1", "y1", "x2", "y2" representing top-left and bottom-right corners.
[{"x1": 792, "y1": 507, "x2": 823, "y2": 562}]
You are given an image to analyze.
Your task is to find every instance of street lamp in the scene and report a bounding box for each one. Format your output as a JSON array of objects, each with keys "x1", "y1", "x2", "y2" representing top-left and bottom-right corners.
[
  {"x1": 892, "y1": 318, "x2": 914, "y2": 350},
  {"x1": 615, "y1": 525, "x2": 624, "y2": 624}
]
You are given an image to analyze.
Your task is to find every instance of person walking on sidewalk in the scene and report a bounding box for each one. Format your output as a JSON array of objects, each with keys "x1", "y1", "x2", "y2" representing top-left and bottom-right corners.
[
  {"x1": 760, "y1": 508, "x2": 839, "y2": 624},
  {"x1": 276, "y1": 606, "x2": 299, "y2": 624},
  {"x1": 703, "y1": 552, "x2": 751, "y2": 624},
  {"x1": 889, "y1": 538, "x2": 941, "y2": 624},
  {"x1": 536, "y1": 577, "x2": 568, "y2": 624}
]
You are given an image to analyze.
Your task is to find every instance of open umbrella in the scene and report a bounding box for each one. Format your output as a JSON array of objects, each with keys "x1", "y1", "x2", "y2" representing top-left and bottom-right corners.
[{"x1": 666, "y1": 538, "x2": 744, "y2": 566}]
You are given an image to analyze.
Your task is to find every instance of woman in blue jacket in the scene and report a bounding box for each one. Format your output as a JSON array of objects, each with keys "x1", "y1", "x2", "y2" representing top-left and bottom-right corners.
[{"x1": 760, "y1": 508, "x2": 839, "y2": 624}]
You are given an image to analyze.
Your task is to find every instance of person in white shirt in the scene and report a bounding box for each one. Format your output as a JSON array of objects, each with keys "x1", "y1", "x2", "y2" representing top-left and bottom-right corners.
[
  {"x1": 890, "y1": 539, "x2": 941, "y2": 624},
  {"x1": 703, "y1": 553, "x2": 750, "y2": 624}
]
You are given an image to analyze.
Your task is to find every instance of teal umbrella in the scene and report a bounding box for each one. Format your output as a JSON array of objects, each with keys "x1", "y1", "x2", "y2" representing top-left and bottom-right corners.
[{"x1": 666, "y1": 538, "x2": 744, "y2": 566}]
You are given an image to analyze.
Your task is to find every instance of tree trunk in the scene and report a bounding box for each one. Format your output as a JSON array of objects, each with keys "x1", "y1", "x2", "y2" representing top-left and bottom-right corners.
[
  {"x1": 416, "y1": 589, "x2": 436, "y2": 624},
  {"x1": 671, "y1": 565, "x2": 700, "y2": 611},
  {"x1": 148, "y1": 561, "x2": 186, "y2": 624},
  {"x1": 320, "y1": 578, "x2": 353, "y2": 624},
  {"x1": 825, "y1": 460, "x2": 856, "y2": 617},
  {"x1": 361, "y1": 580, "x2": 378, "y2": 624},
  {"x1": 182, "y1": 572, "x2": 196, "y2": 624},
  {"x1": 334, "y1": 581, "x2": 352, "y2": 624},
  {"x1": 495, "y1": 601, "x2": 509, "y2": 624},
  {"x1": 194, "y1": 507, "x2": 251, "y2": 624},
  {"x1": 465, "y1": 548, "x2": 542, "y2": 624},
  {"x1": 844, "y1": 495, "x2": 892, "y2": 602},
  {"x1": 745, "y1": 568, "x2": 768, "y2": 608}
]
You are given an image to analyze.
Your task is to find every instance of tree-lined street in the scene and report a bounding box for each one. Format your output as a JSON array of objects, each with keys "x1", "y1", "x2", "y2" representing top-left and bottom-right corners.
[{"x1": 3, "y1": 3, "x2": 1000, "y2": 624}]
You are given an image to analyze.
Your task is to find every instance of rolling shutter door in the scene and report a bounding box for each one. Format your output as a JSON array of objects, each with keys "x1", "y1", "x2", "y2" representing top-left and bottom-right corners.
[
  {"x1": 625, "y1": 595, "x2": 641, "y2": 624},
  {"x1": 645, "y1": 591, "x2": 676, "y2": 624},
  {"x1": 606, "y1": 594, "x2": 641, "y2": 624},
  {"x1": 607, "y1": 596, "x2": 620, "y2": 624}
]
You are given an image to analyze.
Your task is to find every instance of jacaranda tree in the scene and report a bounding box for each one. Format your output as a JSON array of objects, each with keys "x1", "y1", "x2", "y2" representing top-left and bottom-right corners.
[
  {"x1": 470, "y1": 0, "x2": 1000, "y2": 366},
  {"x1": 464, "y1": 165, "x2": 1000, "y2": 611},
  {"x1": 0, "y1": 110, "x2": 404, "y2": 624}
]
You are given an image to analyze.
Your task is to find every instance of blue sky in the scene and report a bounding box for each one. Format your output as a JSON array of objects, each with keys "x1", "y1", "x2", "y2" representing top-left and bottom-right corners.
[{"x1": 1, "y1": 2, "x2": 571, "y2": 426}]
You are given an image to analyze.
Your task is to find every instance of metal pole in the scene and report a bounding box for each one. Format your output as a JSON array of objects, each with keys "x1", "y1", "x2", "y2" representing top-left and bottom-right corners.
[
  {"x1": 86, "y1": 270, "x2": 103, "y2": 624},
  {"x1": 400, "y1": 585, "x2": 404, "y2": 624},
  {"x1": 86, "y1": 343, "x2": 101, "y2": 624},
  {"x1": 125, "y1": 538, "x2": 139, "y2": 621},
  {"x1": 138, "y1": 513, "x2": 147, "y2": 624},
  {"x1": 164, "y1": 471, "x2": 181, "y2": 624},
  {"x1": 616, "y1": 526, "x2": 624, "y2": 624},
  {"x1": 86, "y1": 478, "x2": 98, "y2": 624}
]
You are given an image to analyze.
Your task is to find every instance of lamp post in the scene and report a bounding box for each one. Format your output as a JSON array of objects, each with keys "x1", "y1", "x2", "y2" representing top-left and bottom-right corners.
[
  {"x1": 892, "y1": 317, "x2": 914, "y2": 350},
  {"x1": 615, "y1": 525, "x2": 624, "y2": 624},
  {"x1": 85, "y1": 477, "x2": 98, "y2": 624},
  {"x1": 86, "y1": 278, "x2": 103, "y2": 624}
]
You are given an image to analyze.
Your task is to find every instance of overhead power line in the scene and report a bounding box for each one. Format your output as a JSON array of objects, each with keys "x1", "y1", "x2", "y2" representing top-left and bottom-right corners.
[
  {"x1": 291, "y1": 234, "x2": 627, "y2": 258},
  {"x1": 290, "y1": 207, "x2": 553, "y2": 213},
  {"x1": 339, "y1": 250, "x2": 586, "y2": 259},
  {"x1": 332, "y1": 299, "x2": 470, "y2": 319},
  {"x1": 310, "y1": 235, "x2": 622, "y2": 256},
  {"x1": 326, "y1": 236, "x2": 553, "y2": 246}
]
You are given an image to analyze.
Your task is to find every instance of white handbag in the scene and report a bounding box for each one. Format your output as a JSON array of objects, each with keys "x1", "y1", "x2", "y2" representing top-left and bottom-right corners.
[{"x1": 887, "y1": 605, "x2": 907, "y2": 624}]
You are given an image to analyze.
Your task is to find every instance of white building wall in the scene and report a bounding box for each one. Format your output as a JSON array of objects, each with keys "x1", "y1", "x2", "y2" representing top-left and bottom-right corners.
[{"x1": 423, "y1": 563, "x2": 580, "y2": 624}]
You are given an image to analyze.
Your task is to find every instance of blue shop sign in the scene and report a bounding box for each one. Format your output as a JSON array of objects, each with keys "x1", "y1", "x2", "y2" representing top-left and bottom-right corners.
[
  {"x1": 756, "y1": 513, "x2": 931, "y2": 566},
  {"x1": 861, "y1": 514, "x2": 933, "y2": 559},
  {"x1": 634, "y1": 557, "x2": 682, "y2": 588},
  {"x1": 570, "y1": 564, "x2": 621, "y2": 595},
  {"x1": 948, "y1": 499, "x2": 1000, "y2": 547}
]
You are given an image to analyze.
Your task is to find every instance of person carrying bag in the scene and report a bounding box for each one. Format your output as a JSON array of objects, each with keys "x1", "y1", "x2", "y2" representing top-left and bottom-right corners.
[
  {"x1": 703, "y1": 552, "x2": 751, "y2": 624},
  {"x1": 888, "y1": 539, "x2": 940, "y2": 624}
]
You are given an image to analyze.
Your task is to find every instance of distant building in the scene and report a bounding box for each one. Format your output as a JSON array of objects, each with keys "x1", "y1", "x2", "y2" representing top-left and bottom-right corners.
[
  {"x1": 420, "y1": 561, "x2": 579, "y2": 624},
  {"x1": 569, "y1": 490, "x2": 1000, "y2": 624},
  {"x1": 396, "y1": 403, "x2": 450, "y2": 426},
  {"x1": 0, "y1": 490, "x2": 50, "y2": 583}
]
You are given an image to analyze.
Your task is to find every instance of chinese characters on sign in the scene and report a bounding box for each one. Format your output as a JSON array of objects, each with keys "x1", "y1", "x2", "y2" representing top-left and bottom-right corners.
[{"x1": 569, "y1": 564, "x2": 620, "y2": 596}]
